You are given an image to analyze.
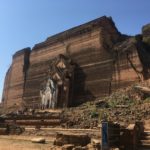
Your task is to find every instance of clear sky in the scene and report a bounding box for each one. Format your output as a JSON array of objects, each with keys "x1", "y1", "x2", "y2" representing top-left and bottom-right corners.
[{"x1": 0, "y1": 0, "x2": 150, "y2": 101}]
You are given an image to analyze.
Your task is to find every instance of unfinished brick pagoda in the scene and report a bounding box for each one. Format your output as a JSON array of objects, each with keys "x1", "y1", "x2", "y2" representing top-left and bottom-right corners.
[{"x1": 2, "y1": 16, "x2": 150, "y2": 108}]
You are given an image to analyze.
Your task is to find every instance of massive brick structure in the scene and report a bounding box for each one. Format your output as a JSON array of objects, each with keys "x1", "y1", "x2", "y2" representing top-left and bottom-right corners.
[{"x1": 2, "y1": 16, "x2": 150, "y2": 108}]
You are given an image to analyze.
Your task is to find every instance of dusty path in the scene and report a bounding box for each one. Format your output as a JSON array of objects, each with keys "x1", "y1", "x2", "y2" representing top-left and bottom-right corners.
[{"x1": 0, "y1": 136, "x2": 53, "y2": 150}]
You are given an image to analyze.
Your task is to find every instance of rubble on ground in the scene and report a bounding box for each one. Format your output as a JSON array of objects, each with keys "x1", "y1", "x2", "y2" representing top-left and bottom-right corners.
[
  {"x1": 62, "y1": 84, "x2": 150, "y2": 128},
  {"x1": 54, "y1": 133, "x2": 91, "y2": 146},
  {"x1": 31, "y1": 137, "x2": 46, "y2": 143}
]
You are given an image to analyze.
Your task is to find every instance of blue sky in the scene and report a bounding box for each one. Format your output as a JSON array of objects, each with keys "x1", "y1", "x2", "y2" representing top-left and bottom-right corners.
[{"x1": 0, "y1": 0, "x2": 150, "y2": 101}]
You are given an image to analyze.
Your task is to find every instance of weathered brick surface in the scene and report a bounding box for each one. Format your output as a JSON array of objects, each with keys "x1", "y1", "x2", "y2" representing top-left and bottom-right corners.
[{"x1": 2, "y1": 48, "x2": 31, "y2": 107}]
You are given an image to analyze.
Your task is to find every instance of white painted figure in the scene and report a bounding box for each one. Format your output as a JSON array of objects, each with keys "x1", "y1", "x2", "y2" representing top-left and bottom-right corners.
[
  {"x1": 45, "y1": 81, "x2": 52, "y2": 108},
  {"x1": 40, "y1": 78, "x2": 56, "y2": 109}
]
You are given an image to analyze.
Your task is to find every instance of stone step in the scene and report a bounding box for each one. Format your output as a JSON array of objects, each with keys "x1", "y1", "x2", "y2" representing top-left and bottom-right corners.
[
  {"x1": 140, "y1": 135, "x2": 150, "y2": 140},
  {"x1": 139, "y1": 147, "x2": 150, "y2": 150},
  {"x1": 23, "y1": 127, "x2": 101, "y2": 139},
  {"x1": 138, "y1": 144, "x2": 150, "y2": 150},
  {"x1": 140, "y1": 140, "x2": 150, "y2": 145},
  {"x1": 138, "y1": 120, "x2": 150, "y2": 150},
  {"x1": 5, "y1": 114, "x2": 61, "y2": 120},
  {"x1": 141, "y1": 131, "x2": 150, "y2": 137},
  {"x1": 5, "y1": 110, "x2": 62, "y2": 120},
  {"x1": 143, "y1": 122, "x2": 150, "y2": 130},
  {"x1": 5, "y1": 119, "x2": 61, "y2": 126},
  {"x1": 144, "y1": 126, "x2": 150, "y2": 130}
]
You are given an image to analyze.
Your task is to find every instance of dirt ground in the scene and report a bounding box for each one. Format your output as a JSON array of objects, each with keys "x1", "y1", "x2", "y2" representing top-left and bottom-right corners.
[{"x1": 0, "y1": 137, "x2": 53, "y2": 150}]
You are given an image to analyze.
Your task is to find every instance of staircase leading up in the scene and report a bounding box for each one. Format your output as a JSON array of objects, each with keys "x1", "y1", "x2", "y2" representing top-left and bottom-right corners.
[{"x1": 139, "y1": 120, "x2": 150, "y2": 150}]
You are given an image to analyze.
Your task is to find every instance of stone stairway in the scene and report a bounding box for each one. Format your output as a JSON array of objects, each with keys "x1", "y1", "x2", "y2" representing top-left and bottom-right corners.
[
  {"x1": 0, "y1": 108, "x2": 101, "y2": 149},
  {"x1": 3, "y1": 108, "x2": 100, "y2": 139},
  {"x1": 4, "y1": 109, "x2": 62, "y2": 128},
  {"x1": 139, "y1": 120, "x2": 150, "y2": 150}
]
